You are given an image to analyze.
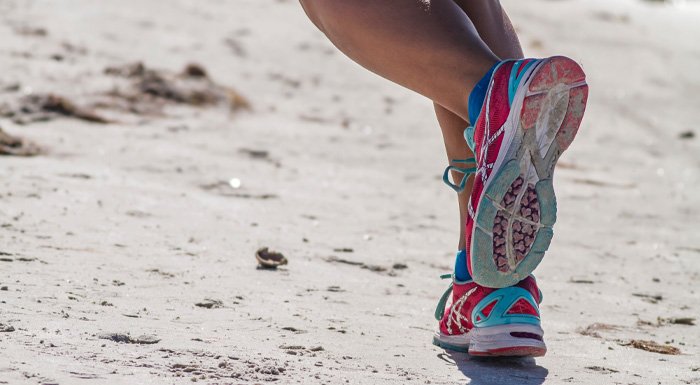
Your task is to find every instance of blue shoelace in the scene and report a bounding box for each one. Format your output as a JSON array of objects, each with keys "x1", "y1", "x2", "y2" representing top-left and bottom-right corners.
[{"x1": 442, "y1": 157, "x2": 476, "y2": 193}]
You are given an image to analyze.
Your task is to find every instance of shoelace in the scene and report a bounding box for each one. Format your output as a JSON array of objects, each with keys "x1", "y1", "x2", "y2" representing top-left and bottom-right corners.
[
  {"x1": 442, "y1": 157, "x2": 476, "y2": 193},
  {"x1": 434, "y1": 273, "x2": 473, "y2": 334},
  {"x1": 434, "y1": 273, "x2": 454, "y2": 321},
  {"x1": 442, "y1": 122, "x2": 478, "y2": 193}
]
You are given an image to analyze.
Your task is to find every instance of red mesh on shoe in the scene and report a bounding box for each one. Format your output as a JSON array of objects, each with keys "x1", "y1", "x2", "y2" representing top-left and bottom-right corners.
[
  {"x1": 465, "y1": 61, "x2": 517, "y2": 274},
  {"x1": 516, "y1": 276, "x2": 541, "y2": 303},
  {"x1": 481, "y1": 62, "x2": 512, "y2": 166},
  {"x1": 506, "y1": 298, "x2": 539, "y2": 317},
  {"x1": 439, "y1": 281, "x2": 495, "y2": 336},
  {"x1": 480, "y1": 300, "x2": 497, "y2": 317}
]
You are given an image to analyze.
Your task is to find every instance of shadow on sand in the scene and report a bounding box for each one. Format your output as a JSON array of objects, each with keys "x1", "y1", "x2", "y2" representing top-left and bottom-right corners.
[{"x1": 438, "y1": 351, "x2": 548, "y2": 385}]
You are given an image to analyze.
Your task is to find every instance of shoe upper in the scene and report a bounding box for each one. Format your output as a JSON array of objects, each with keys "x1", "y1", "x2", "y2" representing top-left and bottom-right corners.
[
  {"x1": 437, "y1": 275, "x2": 542, "y2": 336},
  {"x1": 463, "y1": 59, "x2": 541, "y2": 277}
]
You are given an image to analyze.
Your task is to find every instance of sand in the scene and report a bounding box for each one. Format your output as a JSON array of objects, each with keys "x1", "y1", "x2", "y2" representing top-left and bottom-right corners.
[{"x1": 1, "y1": 0, "x2": 699, "y2": 384}]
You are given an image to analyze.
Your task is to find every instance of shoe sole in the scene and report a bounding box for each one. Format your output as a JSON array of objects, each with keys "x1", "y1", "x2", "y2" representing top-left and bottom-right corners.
[
  {"x1": 433, "y1": 324, "x2": 546, "y2": 357},
  {"x1": 432, "y1": 332, "x2": 470, "y2": 353},
  {"x1": 470, "y1": 57, "x2": 589, "y2": 288}
]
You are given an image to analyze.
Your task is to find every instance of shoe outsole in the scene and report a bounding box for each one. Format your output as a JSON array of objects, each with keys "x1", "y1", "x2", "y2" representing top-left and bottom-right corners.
[
  {"x1": 470, "y1": 56, "x2": 589, "y2": 288},
  {"x1": 469, "y1": 346, "x2": 547, "y2": 358}
]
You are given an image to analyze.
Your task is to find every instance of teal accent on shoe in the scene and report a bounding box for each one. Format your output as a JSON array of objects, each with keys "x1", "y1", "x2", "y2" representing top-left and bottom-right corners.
[
  {"x1": 470, "y1": 226, "x2": 499, "y2": 285},
  {"x1": 535, "y1": 179, "x2": 557, "y2": 226},
  {"x1": 472, "y1": 287, "x2": 540, "y2": 328},
  {"x1": 474, "y1": 199, "x2": 498, "y2": 231},
  {"x1": 508, "y1": 59, "x2": 539, "y2": 104},
  {"x1": 442, "y1": 158, "x2": 476, "y2": 193},
  {"x1": 483, "y1": 159, "x2": 521, "y2": 203},
  {"x1": 522, "y1": 227, "x2": 553, "y2": 273},
  {"x1": 508, "y1": 60, "x2": 522, "y2": 104},
  {"x1": 463, "y1": 124, "x2": 476, "y2": 154}
]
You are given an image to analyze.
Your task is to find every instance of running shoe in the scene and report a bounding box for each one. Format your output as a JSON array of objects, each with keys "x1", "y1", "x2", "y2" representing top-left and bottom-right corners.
[
  {"x1": 443, "y1": 57, "x2": 588, "y2": 288},
  {"x1": 433, "y1": 273, "x2": 546, "y2": 357}
]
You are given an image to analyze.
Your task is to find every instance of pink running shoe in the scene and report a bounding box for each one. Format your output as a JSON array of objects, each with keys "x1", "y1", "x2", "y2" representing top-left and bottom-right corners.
[
  {"x1": 433, "y1": 273, "x2": 546, "y2": 357},
  {"x1": 444, "y1": 57, "x2": 589, "y2": 288}
]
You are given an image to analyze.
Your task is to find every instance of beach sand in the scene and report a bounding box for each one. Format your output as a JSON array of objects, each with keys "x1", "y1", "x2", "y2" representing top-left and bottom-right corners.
[{"x1": 1, "y1": 0, "x2": 699, "y2": 383}]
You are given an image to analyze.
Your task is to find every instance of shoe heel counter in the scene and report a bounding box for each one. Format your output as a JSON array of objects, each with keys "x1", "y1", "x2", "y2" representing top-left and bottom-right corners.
[{"x1": 471, "y1": 287, "x2": 541, "y2": 328}]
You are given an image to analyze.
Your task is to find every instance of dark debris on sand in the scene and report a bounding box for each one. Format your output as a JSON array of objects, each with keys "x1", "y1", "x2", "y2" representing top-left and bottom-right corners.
[
  {"x1": 661, "y1": 317, "x2": 696, "y2": 326},
  {"x1": 168, "y1": 354, "x2": 288, "y2": 383},
  {"x1": 325, "y1": 256, "x2": 407, "y2": 276},
  {"x1": 679, "y1": 130, "x2": 695, "y2": 139},
  {"x1": 256, "y1": 247, "x2": 288, "y2": 269},
  {"x1": 0, "y1": 323, "x2": 15, "y2": 332},
  {"x1": 97, "y1": 332, "x2": 160, "y2": 344},
  {"x1": 619, "y1": 339, "x2": 681, "y2": 355},
  {"x1": 0, "y1": 126, "x2": 41, "y2": 156},
  {"x1": 0, "y1": 62, "x2": 249, "y2": 125},
  {"x1": 0, "y1": 93, "x2": 110, "y2": 125},
  {"x1": 102, "y1": 62, "x2": 251, "y2": 115},
  {"x1": 577, "y1": 323, "x2": 621, "y2": 338},
  {"x1": 195, "y1": 298, "x2": 224, "y2": 309}
]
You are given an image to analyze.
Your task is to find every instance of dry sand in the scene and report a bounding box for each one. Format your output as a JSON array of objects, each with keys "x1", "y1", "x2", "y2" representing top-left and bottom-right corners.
[{"x1": 1, "y1": 0, "x2": 699, "y2": 384}]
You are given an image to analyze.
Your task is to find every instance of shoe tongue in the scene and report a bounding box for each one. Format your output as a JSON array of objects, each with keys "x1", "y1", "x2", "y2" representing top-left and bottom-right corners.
[{"x1": 468, "y1": 62, "x2": 499, "y2": 126}]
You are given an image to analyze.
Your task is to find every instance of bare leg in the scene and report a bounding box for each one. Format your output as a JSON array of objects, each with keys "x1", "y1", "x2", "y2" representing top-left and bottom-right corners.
[
  {"x1": 299, "y1": 0, "x2": 524, "y2": 250},
  {"x1": 435, "y1": 104, "x2": 475, "y2": 250},
  {"x1": 299, "y1": 0, "x2": 499, "y2": 121},
  {"x1": 455, "y1": 0, "x2": 523, "y2": 60},
  {"x1": 435, "y1": 0, "x2": 524, "y2": 250}
]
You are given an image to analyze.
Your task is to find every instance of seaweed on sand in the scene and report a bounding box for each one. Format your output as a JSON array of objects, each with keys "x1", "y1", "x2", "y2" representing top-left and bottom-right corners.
[{"x1": 0, "y1": 126, "x2": 41, "y2": 156}]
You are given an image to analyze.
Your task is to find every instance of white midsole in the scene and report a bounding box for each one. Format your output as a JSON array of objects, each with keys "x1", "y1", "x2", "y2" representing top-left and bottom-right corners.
[
  {"x1": 434, "y1": 330, "x2": 473, "y2": 348},
  {"x1": 470, "y1": 324, "x2": 545, "y2": 352},
  {"x1": 435, "y1": 323, "x2": 545, "y2": 350},
  {"x1": 471, "y1": 323, "x2": 543, "y2": 339}
]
